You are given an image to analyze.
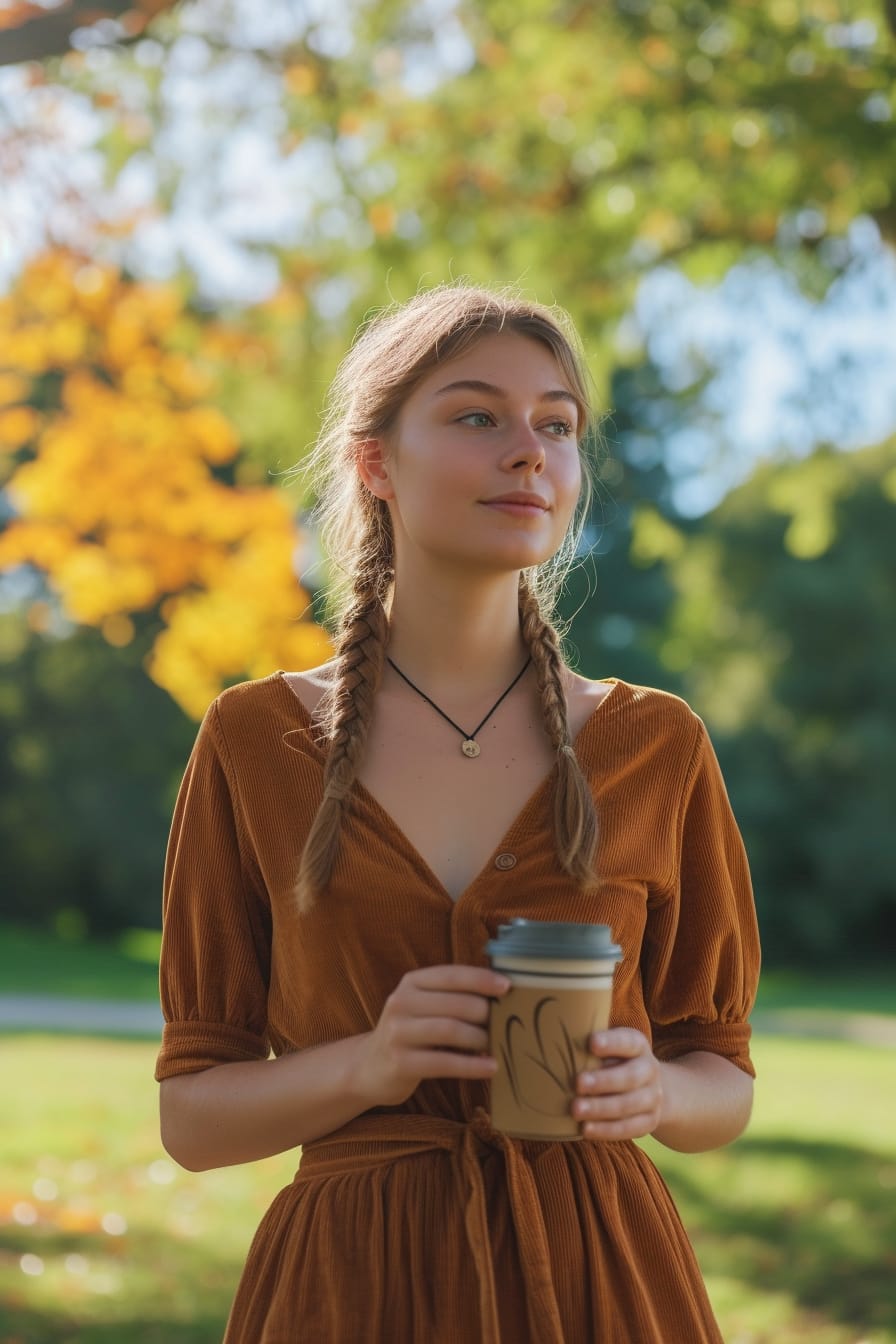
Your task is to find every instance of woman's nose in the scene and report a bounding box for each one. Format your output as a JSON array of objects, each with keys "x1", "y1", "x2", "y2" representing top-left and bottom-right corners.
[{"x1": 503, "y1": 423, "x2": 546, "y2": 472}]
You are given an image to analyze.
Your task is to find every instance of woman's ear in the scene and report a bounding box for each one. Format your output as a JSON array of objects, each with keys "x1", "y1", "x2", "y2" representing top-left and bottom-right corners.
[{"x1": 356, "y1": 438, "x2": 395, "y2": 501}]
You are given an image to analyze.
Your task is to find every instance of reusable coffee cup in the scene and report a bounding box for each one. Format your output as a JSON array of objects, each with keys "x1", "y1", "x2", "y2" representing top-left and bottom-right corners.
[{"x1": 484, "y1": 918, "x2": 623, "y2": 1140}]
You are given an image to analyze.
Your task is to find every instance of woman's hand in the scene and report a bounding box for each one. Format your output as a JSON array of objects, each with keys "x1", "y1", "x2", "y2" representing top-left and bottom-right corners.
[
  {"x1": 356, "y1": 965, "x2": 511, "y2": 1109},
  {"x1": 573, "y1": 1028, "x2": 664, "y2": 1141}
]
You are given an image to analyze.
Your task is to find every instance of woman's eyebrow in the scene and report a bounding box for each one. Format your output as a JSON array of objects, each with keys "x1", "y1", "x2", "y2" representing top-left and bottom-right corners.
[{"x1": 432, "y1": 379, "x2": 578, "y2": 410}]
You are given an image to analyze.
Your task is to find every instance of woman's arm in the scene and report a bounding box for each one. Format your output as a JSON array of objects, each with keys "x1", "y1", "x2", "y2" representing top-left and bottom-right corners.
[
  {"x1": 574, "y1": 1028, "x2": 754, "y2": 1153},
  {"x1": 160, "y1": 1033, "x2": 374, "y2": 1171},
  {"x1": 160, "y1": 963, "x2": 509, "y2": 1171}
]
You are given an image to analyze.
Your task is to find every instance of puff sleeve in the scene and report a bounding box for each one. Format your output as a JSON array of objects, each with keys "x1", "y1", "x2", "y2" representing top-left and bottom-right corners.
[
  {"x1": 154, "y1": 701, "x2": 272, "y2": 1081},
  {"x1": 641, "y1": 715, "x2": 760, "y2": 1077}
]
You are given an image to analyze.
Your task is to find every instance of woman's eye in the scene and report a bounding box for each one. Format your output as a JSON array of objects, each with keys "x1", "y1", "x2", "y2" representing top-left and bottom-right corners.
[{"x1": 456, "y1": 412, "x2": 575, "y2": 436}]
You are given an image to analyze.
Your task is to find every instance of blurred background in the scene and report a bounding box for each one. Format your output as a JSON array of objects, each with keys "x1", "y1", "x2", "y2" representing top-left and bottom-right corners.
[{"x1": 0, "y1": 2, "x2": 893, "y2": 1342}]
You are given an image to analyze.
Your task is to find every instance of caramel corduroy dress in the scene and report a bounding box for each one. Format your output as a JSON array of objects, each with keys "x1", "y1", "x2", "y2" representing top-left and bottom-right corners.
[{"x1": 155, "y1": 671, "x2": 760, "y2": 1344}]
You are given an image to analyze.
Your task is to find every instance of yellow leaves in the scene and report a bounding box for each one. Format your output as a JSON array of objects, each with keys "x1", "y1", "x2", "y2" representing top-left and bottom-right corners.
[
  {"x1": 0, "y1": 407, "x2": 42, "y2": 450},
  {"x1": 368, "y1": 202, "x2": 397, "y2": 236},
  {"x1": 0, "y1": 372, "x2": 32, "y2": 404},
  {"x1": 44, "y1": 315, "x2": 88, "y2": 363},
  {"x1": 159, "y1": 353, "x2": 213, "y2": 401},
  {"x1": 478, "y1": 39, "x2": 508, "y2": 68},
  {"x1": 0, "y1": 520, "x2": 76, "y2": 571},
  {"x1": 101, "y1": 614, "x2": 135, "y2": 647},
  {"x1": 148, "y1": 521, "x2": 333, "y2": 719},
  {"x1": 638, "y1": 208, "x2": 690, "y2": 251},
  {"x1": 615, "y1": 63, "x2": 652, "y2": 98},
  {"x1": 180, "y1": 406, "x2": 239, "y2": 464},
  {"x1": 338, "y1": 111, "x2": 364, "y2": 136},
  {"x1": 0, "y1": 248, "x2": 331, "y2": 718},
  {"x1": 285, "y1": 63, "x2": 318, "y2": 97},
  {"x1": 1, "y1": 324, "x2": 50, "y2": 375},
  {"x1": 54, "y1": 546, "x2": 158, "y2": 623},
  {"x1": 640, "y1": 36, "x2": 676, "y2": 71}
]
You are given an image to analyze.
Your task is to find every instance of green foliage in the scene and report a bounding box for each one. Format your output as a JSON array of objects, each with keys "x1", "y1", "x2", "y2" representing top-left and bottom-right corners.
[
  {"x1": 0, "y1": 616, "x2": 195, "y2": 935},
  {"x1": 660, "y1": 438, "x2": 896, "y2": 963}
]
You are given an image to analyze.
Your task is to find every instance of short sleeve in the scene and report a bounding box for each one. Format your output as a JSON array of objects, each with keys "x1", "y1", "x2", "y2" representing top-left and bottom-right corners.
[
  {"x1": 154, "y1": 701, "x2": 272, "y2": 1081},
  {"x1": 641, "y1": 716, "x2": 760, "y2": 1077}
]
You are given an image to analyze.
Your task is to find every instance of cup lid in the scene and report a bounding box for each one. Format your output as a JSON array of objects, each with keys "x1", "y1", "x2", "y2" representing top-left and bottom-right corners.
[{"x1": 485, "y1": 918, "x2": 622, "y2": 961}]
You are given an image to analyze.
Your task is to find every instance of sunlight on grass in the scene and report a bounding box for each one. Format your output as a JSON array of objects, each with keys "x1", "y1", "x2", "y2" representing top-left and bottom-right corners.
[
  {"x1": 641, "y1": 1035, "x2": 896, "y2": 1344},
  {"x1": 1, "y1": 1033, "x2": 894, "y2": 1343}
]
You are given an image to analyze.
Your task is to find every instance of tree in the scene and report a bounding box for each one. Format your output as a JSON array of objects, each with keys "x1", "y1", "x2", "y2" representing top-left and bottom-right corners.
[
  {"x1": 0, "y1": 251, "x2": 330, "y2": 718},
  {"x1": 3, "y1": 1, "x2": 894, "y2": 382},
  {"x1": 636, "y1": 436, "x2": 896, "y2": 963},
  {"x1": 0, "y1": 607, "x2": 196, "y2": 933}
]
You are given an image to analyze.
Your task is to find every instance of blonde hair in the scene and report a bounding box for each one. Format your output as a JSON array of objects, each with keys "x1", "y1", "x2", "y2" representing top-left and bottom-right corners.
[{"x1": 294, "y1": 282, "x2": 602, "y2": 910}]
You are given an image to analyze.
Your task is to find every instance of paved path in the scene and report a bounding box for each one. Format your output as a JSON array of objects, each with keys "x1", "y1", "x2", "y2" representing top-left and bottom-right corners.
[
  {"x1": 0, "y1": 994, "x2": 163, "y2": 1036},
  {"x1": 1, "y1": 995, "x2": 894, "y2": 1046}
]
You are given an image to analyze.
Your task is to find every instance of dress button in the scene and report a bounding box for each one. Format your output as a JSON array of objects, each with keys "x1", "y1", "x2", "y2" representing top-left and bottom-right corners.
[{"x1": 494, "y1": 852, "x2": 517, "y2": 871}]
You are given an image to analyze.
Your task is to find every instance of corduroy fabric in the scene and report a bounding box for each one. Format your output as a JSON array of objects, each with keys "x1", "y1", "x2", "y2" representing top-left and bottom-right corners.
[{"x1": 156, "y1": 671, "x2": 760, "y2": 1343}]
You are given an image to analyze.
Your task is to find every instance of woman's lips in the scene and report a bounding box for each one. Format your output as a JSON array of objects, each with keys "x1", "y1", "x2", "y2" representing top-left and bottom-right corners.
[{"x1": 482, "y1": 501, "x2": 548, "y2": 517}]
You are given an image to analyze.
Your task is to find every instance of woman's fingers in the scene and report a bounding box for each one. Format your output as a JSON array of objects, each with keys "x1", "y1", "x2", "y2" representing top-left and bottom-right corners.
[
  {"x1": 587, "y1": 1028, "x2": 650, "y2": 1059},
  {"x1": 577, "y1": 1056, "x2": 654, "y2": 1095},
  {"x1": 574, "y1": 1028, "x2": 663, "y2": 1140},
  {"x1": 404, "y1": 1048, "x2": 499, "y2": 1079},
  {"x1": 395, "y1": 1015, "x2": 490, "y2": 1054},
  {"x1": 409, "y1": 965, "x2": 510, "y2": 998},
  {"x1": 579, "y1": 1112, "x2": 660, "y2": 1141},
  {"x1": 573, "y1": 1084, "x2": 659, "y2": 1122},
  {"x1": 403, "y1": 988, "x2": 494, "y2": 1025}
]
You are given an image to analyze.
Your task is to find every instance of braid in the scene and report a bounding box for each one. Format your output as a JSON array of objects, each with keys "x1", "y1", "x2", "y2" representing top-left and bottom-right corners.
[
  {"x1": 295, "y1": 566, "x2": 390, "y2": 913},
  {"x1": 519, "y1": 578, "x2": 598, "y2": 885}
]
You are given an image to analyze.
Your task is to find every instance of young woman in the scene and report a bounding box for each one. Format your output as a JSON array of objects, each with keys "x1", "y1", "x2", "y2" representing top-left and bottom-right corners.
[{"x1": 156, "y1": 284, "x2": 760, "y2": 1343}]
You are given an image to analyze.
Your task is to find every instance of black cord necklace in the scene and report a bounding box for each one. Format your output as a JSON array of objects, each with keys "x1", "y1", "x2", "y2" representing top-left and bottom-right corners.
[{"x1": 385, "y1": 655, "x2": 532, "y2": 758}]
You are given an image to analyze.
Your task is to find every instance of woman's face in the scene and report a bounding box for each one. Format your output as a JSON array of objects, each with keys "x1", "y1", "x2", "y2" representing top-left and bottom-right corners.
[{"x1": 360, "y1": 330, "x2": 584, "y2": 576}]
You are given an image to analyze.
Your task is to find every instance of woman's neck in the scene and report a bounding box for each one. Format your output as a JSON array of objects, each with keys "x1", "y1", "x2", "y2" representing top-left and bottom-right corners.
[{"x1": 384, "y1": 571, "x2": 530, "y2": 701}]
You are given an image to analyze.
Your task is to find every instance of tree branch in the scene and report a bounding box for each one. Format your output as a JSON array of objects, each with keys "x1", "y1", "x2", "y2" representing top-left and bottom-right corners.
[{"x1": 0, "y1": 1, "x2": 181, "y2": 67}]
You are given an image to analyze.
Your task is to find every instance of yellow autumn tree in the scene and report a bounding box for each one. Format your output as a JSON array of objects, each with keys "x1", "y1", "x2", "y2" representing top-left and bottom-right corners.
[{"x1": 0, "y1": 251, "x2": 331, "y2": 717}]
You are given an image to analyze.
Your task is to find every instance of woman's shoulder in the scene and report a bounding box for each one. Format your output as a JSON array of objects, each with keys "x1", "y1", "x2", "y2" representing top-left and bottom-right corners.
[
  {"x1": 564, "y1": 672, "x2": 703, "y2": 745},
  {"x1": 203, "y1": 664, "x2": 335, "y2": 742}
]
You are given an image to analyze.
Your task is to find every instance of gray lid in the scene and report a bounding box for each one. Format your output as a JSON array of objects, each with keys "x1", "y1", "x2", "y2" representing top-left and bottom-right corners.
[{"x1": 485, "y1": 918, "x2": 622, "y2": 961}]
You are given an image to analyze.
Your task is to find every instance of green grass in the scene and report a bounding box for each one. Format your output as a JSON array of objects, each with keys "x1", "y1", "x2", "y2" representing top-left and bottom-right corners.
[
  {"x1": 0, "y1": 925, "x2": 161, "y2": 1003},
  {"x1": 755, "y1": 970, "x2": 895, "y2": 1018},
  {"x1": 0, "y1": 1033, "x2": 893, "y2": 1343}
]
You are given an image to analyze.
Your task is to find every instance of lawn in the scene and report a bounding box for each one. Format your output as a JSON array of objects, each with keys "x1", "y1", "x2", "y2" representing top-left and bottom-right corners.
[
  {"x1": 0, "y1": 926, "x2": 161, "y2": 1004},
  {"x1": 1, "y1": 1031, "x2": 893, "y2": 1344}
]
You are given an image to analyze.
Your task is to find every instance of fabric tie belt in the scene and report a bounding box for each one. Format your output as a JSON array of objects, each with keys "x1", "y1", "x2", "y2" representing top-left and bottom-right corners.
[{"x1": 297, "y1": 1106, "x2": 565, "y2": 1344}]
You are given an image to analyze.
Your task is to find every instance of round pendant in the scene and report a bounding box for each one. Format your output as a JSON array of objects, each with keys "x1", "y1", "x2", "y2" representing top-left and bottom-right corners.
[{"x1": 461, "y1": 739, "x2": 481, "y2": 758}]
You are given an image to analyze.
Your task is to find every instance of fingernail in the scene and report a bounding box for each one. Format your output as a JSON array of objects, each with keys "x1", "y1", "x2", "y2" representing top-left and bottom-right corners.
[
  {"x1": 592, "y1": 1032, "x2": 608, "y2": 1049},
  {"x1": 581, "y1": 1072, "x2": 597, "y2": 1089},
  {"x1": 494, "y1": 976, "x2": 512, "y2": 993}
]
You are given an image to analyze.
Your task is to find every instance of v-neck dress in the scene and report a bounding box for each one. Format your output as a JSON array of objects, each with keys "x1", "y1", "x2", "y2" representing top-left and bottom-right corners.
[{"x1": 155, "y1": 671, "x2": 760, "y2": 1344}]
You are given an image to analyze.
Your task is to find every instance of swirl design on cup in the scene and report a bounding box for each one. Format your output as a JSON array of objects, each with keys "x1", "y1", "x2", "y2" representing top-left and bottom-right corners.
[{"x1": 499, "y1": 995, "x2": 578, "y2": 1117}]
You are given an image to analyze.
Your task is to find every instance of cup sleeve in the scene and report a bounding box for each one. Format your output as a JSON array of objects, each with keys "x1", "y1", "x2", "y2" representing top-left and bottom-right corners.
[
  {"x1": 641, "y1": 716, "x2": 760, "y2": 1077},
  {"x1": 154, "y1": 701, "x2": 272, "y2": 1082}
]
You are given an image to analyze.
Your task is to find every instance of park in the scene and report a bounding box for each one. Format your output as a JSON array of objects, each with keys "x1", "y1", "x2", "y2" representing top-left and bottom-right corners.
[{"x1": 1, "y1": 1, "x2": 894, "y2": 1340}]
